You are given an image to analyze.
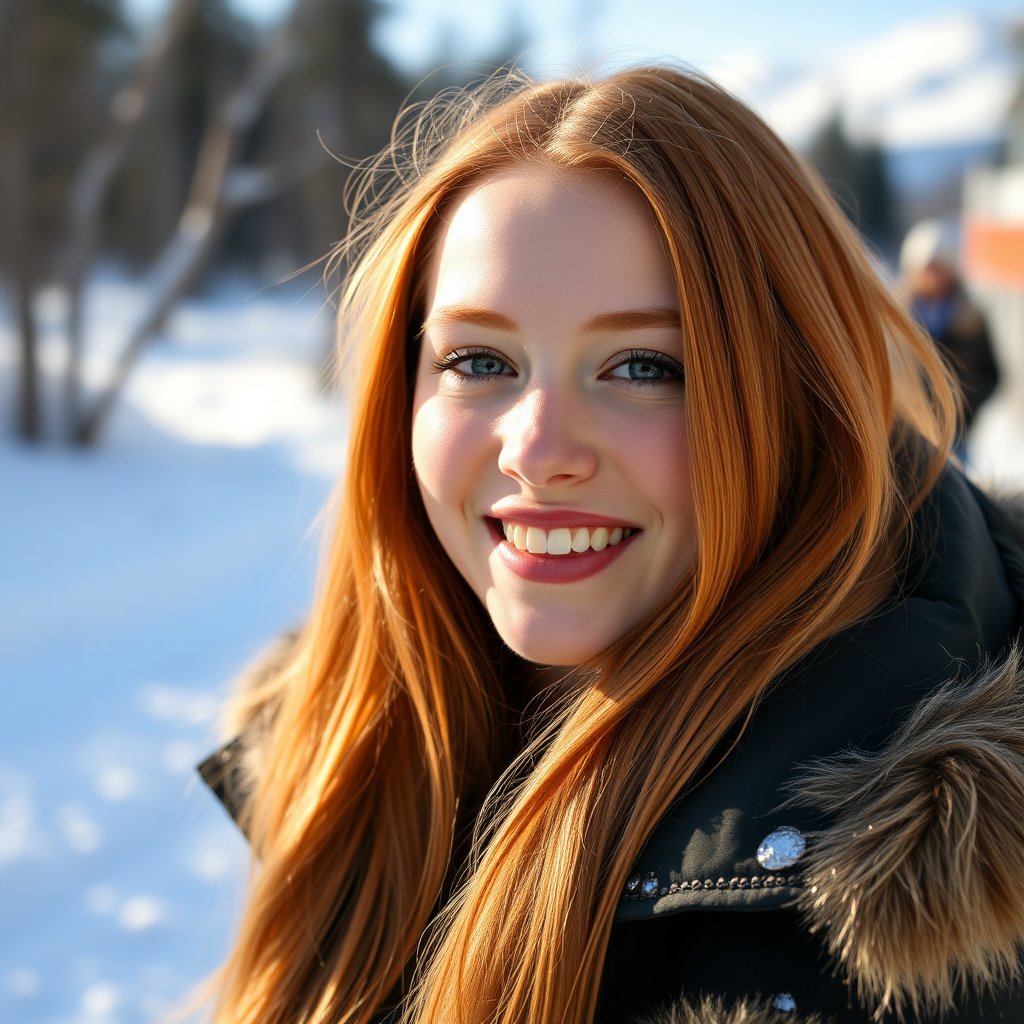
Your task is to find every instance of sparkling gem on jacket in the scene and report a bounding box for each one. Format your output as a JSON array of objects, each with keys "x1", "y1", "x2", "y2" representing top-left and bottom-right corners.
[
  {"x1": 640, "y1": 871, "x2": 659, "y2": 897},
  {"x1": 624, "y1": 874, "x2": 641, "y2": 896},
  {"x1": 756, "y1": 826, "x2": 806, "y2": 870},
  {"x1": 772, "y1": 993, "x2": 796, "y2": 1012}
]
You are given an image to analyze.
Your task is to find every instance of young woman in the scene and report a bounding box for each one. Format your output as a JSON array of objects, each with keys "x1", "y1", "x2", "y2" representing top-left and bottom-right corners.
[{"x1": 199, "y1": 67, "x2": 1024, "y2": 1024}]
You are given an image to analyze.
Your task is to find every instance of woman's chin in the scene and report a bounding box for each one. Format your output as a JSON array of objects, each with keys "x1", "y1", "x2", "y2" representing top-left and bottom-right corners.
[{"x1": 487, "y1": 603, "x2": 627, "y2": 667}]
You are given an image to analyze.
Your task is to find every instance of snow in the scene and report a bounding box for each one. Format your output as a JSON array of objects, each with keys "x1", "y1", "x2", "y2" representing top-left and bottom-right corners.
[
  {"x1": 968, "y1": 396, "x2": 1024, "y2": 488},
  {"x1": 723, "y1": 12, "x2": 1020, "y2": 151},
  {"x1": 0, "y1": 273, "x2": 346, "y2": 1023}
]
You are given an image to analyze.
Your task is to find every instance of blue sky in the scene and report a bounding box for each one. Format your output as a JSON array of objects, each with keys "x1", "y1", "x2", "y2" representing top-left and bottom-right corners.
[{"x1": 126, "y1": 0, "x2": 1024, "y2": 76}]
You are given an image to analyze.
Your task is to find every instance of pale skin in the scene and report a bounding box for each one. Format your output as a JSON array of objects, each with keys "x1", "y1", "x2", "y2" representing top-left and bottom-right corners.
[{"x1": 411, "y1": 165, "x2": 698, "y2": 666}]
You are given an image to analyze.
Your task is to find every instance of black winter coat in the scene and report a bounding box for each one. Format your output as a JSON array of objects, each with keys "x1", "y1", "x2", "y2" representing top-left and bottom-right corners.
[{"x1": 200, "y1": 468, "x2": 1024, "y2": 1024}]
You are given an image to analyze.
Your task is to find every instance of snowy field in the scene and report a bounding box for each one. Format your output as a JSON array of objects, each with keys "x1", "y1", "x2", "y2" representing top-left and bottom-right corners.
[
  {"x1": 0, "y1": 274, "x2": 346, "y2": 1024},
  {"x1": 1, "y1": 270, "x2": 1023, "y2": 1024}
]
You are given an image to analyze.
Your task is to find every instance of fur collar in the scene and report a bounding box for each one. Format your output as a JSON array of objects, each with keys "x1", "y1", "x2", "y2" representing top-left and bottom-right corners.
[
  {"x1": 634, "y1": 648, "x2": 1024, "y2": 1024},
  {"x1": 784, "y1": 647, "x2": 1024, "y2": 1020}
]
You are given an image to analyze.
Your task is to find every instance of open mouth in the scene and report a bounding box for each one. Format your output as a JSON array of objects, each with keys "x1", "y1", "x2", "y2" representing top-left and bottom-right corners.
[
  {"x1": 485, "y1": 517, "x2": 640, "y2": 582},
  {"x1": 490, "y1": 518, "x2": 635, "y2": 555}
]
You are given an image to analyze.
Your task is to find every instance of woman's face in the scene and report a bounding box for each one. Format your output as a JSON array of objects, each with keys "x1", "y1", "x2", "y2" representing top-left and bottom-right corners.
[{"x1": 412, "y1": 166, "x2": 697, "y2": 665}]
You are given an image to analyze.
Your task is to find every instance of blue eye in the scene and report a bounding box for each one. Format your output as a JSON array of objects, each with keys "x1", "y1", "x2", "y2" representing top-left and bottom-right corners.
[
  {"x1": 468, "y1": 354, "x2": 507, "y2": 376},
  {"x1": 625, "y1": 360, "x2": 665, "y2": 380},
  {"x1": 432, "y1": 348, "x2": 515, "y2": 380},
  {"x1": 606, "y1": 350, "x2": 684, "y2": 387}
]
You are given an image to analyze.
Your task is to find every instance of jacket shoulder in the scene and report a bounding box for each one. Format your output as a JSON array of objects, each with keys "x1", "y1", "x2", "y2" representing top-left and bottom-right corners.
[{"x1": 197, "y1": 630, "x2": 298, "y2": 836}]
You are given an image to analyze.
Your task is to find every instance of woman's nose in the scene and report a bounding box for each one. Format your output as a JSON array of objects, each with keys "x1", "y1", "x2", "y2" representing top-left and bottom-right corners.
[{"x1": 496, "y1": 387, "x2": 598, "y2": 488}]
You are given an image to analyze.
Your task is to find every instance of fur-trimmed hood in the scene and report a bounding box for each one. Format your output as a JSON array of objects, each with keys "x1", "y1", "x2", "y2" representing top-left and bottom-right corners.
[
  {"x1": 626, "y1": 652, "x2": 1024, "y2": 1024},
  {"x1": 790, "y1": 649, "x2": 1024, "y2": 1019}
]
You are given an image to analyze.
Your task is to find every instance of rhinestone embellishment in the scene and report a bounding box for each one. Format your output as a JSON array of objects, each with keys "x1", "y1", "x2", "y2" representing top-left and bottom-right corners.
[
  {"x1": 772, "y1": 993, "x2": 796, "y2": 1013},
  {"x1": 640, "y1": 871, "x2": 659, "y2": 897},
  {"x1": 621, "y1": 872, "x2": 802, "y2": 900},
  {"x1": 756, "y1": 826, "x2": 806, "y2": 870}
]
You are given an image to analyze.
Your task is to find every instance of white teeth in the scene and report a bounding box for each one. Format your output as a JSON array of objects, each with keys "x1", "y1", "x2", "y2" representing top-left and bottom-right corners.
[
  {"x1": 525, "y1": 526, "x2": 547, "y2": 554},
  {"x1": 547, "y1": 528, "x2": 572, "y2": 555},
  {"x1": 500, "y1": 520, "x2": 635, "y2": 555}
]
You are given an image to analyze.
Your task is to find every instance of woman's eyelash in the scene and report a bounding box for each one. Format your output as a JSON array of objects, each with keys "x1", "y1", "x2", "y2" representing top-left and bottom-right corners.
[
  {"x1": 612, "y1": 350, "x2": 685, "y2": 382},
  {"x1": 431, "y1": 347, "x2": 509, "y2": 375}
]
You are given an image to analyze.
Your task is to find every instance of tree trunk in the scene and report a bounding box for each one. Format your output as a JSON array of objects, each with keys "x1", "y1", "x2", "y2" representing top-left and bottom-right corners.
[
  {"x1": 15, "y1": 267, "x2": 40, "y2": 440},
  {"x1": 62, "y1": 0, "x2": 203, "y2": 440},
  {"x1": 64, "y1": 280, "x2": 84, "y2": 433},
  {"x1": 0, "y1": 127, "x2": 41, "y2": 440}
]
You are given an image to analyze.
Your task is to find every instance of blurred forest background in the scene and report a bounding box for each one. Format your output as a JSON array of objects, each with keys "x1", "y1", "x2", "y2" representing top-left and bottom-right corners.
[{"x1": 4, "y1": 0, "x2": 1020, "y2": 448}]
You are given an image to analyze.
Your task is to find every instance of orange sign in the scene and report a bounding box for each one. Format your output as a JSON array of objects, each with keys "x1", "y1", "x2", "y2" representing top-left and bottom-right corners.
[{"x1": 963, "y1": 218, "x2": 1024, "y2": 290}]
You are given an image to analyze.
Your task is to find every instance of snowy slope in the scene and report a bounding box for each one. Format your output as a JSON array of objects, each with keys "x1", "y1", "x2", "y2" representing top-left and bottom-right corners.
[
  {"x1": 718, "y1": 12, "x2": 1020, "y2": 151},
  {"x1": 0, "y1": 277, "x2": 346, "y2": 1024}
]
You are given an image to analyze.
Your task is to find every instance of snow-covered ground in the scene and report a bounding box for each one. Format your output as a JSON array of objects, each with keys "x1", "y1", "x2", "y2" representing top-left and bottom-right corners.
[{"x1": 0, "y1": 273, "x2": 346, "y2": 1024}]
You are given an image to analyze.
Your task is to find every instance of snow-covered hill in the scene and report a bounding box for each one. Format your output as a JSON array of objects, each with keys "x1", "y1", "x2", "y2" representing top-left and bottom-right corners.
[{"x1": 717, "y1": 12, "x2": 1020, "y2": 152}]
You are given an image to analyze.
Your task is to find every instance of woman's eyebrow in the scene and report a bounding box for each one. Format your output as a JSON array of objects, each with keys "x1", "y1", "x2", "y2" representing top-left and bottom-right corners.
[
  {"x1": 579, "y1": 307, "x2": 681, "y2": 334},
  {"x1": 424, "y1": 305, "x2": 518, "y2": 332},
  {"x1": 423, "y1": 305, "x2": 681, "y2": 334}
]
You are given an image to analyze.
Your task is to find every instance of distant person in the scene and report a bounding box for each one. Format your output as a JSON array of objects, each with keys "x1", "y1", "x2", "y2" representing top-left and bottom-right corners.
[{"x1": 901, "y1": 219, "x2": 999, "y2": 435}]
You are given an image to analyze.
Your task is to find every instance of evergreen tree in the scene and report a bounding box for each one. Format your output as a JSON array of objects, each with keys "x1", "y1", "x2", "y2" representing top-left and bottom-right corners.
[{"x1": 808, "y1": 114, "x2": 893, "y2": 254}]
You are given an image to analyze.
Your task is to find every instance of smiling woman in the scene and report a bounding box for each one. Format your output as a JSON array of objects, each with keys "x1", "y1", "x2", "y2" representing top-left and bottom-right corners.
[
  {"x1": 199, "y1": 68, "x2": 1024, "y2": 1024},
  {"x1": 412, "y1": 168, "x2": 695, "y2": 664}
]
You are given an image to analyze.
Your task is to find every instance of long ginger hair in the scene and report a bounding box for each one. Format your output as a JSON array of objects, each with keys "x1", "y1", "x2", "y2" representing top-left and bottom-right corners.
[{"x1": 212, "y1": 67, "x2": 957, "y2": 1024}]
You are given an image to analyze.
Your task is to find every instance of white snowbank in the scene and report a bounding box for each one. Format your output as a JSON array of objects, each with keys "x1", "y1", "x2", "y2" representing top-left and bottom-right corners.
[{"x1": 0, "y1": 274, "x2": 345, "y2": 1024}]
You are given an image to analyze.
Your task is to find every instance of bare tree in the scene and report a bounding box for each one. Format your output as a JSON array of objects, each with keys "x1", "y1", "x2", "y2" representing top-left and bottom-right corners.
[
  {"x1": 0, "y1": 133, "x2": 40, "y2": 438},
  {"x1": 62, "y1": 0, "x2": 204, "y2": 432},
  {"x1": 73, "y1": 0, "x2": 328, "y2": 445}
]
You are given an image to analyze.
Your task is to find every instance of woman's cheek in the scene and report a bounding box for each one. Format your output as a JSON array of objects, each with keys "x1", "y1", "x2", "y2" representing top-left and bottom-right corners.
[
  {"x1": 411, "y1": 395, "x2": 484, "y2": 507},
  {"x1": 647, "y1": 408, "x2": 692, "y2": 516},
  {"x1": 611, "y1": 402, "x2": 690, "y2": 498},
  {"x1": 608, "y1": 401, "x2": 696, "y2": 582},
  {"x1": 411, "y1": 397, "x2": 497, "y2": 599}
]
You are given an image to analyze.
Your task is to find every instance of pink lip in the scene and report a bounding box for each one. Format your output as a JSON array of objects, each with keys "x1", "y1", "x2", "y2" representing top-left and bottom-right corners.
[
  {"x1": 485, "y1": 518, "x2": 639, "y2": 584},
  {"x1": 487, "y1": 506, "x2": 637, "y2": 530}
]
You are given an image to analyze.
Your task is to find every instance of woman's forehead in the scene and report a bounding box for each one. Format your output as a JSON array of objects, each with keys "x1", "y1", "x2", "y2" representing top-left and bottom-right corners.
[{"x1": 425, "y1": 165, "x2": 679, "y2": 325}]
